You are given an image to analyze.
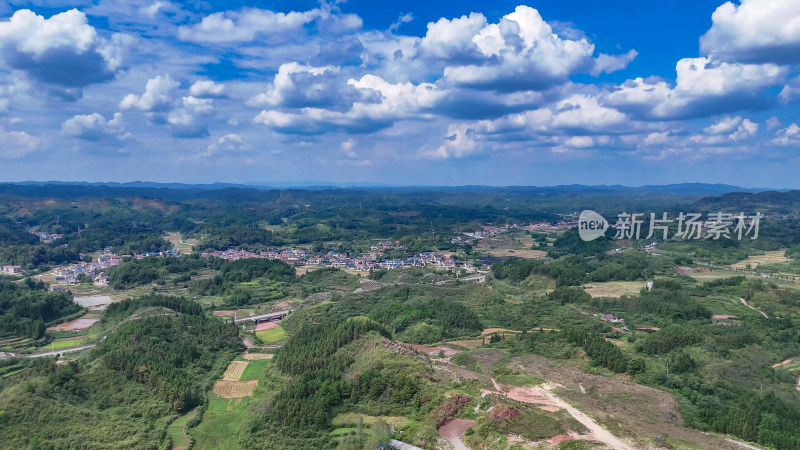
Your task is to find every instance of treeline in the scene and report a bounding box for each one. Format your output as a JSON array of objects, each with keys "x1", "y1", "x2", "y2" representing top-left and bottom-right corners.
[
  {"x1": 591, "y1": 279, "x2": 711, "y2": 321},
  {"x1": 246, "y1": 318, "x2": 392, "y2": 447},
  {"x1": 105, "y1": 254, "x2": 219, "y2": 289},
  {"x1": 55, "y1": 222, "x2": 171, "y2": 255},
  {"x1": 103, "y1": 295, "x2": 204, "y2": 321},
  {"x1": 692, "y1": 392, "x2": 800, "y2": 449},
  {"x1": 562, "y1": 326, "x2": 645, "y2": 374},
  {"x1": 546, "y1": 229, "x2": 613, "y2": 258},
  {"x1": 193, "y1": 225, "x2": 278, "y2": 251},
  {"x1": 0, "y1": 244, "x2": 81, "y2": 271},
  {"x1": 0, "y1": 279, "x2": 80, "y2": 339},
  {"x1": 492, "y1": 251, "x2": 658, "y2": 286},
  {"x1": 188, "y1": 258, "x2": 294, "y2": 306},
  {"x1": 99, "y1": 314, "x2": 243, "y2": 411},
  {"x1": 0, "y1": 295, "x2": 244, "y2": 448},
  {"x1": 0, "y1": 219, "x2": 38, "y2": 245},
  {"x1": 637, "y1": 323, "x2": 758, "y2": 355},
  {"x1": 368, "y1": 296, "x2": 483, "y2": 343}
]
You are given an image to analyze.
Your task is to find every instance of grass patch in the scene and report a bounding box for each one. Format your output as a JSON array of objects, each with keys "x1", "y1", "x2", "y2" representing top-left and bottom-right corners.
[
  {"x1": 330, "y1": 427, "x2": 358, "y2": 436},
  {"x1": 239, "y1": 359, "x2": 270, "y2": 381},
  {"x1": 47, "y1": 338, "x2": 85, "y2": 350},
  {"x1": 190, "y1": 395, "x2": 250, "y2": 450},
  {"x1": 331, "y1": 413, "x2": 409, "y2": 429},
  {"x1": 255, "y1": 327, "x2": 286, "y2": 344}
]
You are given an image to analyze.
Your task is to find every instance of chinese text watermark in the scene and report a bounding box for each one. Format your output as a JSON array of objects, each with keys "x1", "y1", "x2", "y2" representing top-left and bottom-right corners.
[{"x1": 578, "y1": 210, "x2": 762, "y2": 242}]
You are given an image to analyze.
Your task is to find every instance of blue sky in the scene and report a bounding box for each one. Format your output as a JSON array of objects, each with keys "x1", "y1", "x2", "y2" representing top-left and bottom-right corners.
[{"x1": 1, "y1": 0, "x2": 799, "y2": 187}]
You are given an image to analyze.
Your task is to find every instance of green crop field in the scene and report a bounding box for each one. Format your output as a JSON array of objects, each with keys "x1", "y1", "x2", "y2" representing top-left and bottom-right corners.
[
  {"x1": 191, "y1": 394, "x2": 250, "y2": 450},
  {"x1": 48, "y1": 338, "x2": 84, "y2": 350},
  {"x1": 239, "y1": 359, "x2": 270, "y2": 381},
  {"x1": 255, "y1": 327, "x2": 286, "y2": 344}
]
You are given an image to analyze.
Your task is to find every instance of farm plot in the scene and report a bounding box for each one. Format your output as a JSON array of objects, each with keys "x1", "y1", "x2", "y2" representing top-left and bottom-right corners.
[
  {"x1": 256, "y1": 326, "x2": 286, "y2": 344},
  {"x1": 240, "y1": 359, "x2": 270, "y2": 381},
  {"x1": 222, "y1": 361, "x2": 249, "y2": 381},
  {"x1": 212, "y1": 380, "x2": 258, "y2": 399},
  {"x1": 243, "y1": 352, "x2": 273, "y2": 360},
  {"x1": 584, "y1": 281, "x2": 646, "y2": 298},
  {"x1": 731, "y1": 250, "x2": 789, "y2": 269},
  {"x1": 47, "y1": 314, "x2": 100, "y2": 332}
]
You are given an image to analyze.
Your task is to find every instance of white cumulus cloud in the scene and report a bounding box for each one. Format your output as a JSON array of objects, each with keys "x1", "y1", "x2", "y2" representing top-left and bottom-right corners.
[
  {"x1": 177, "y1": 8, "x2": 318, "y2": 44},
  {"x1": 189, "y1": 80, "x2": 226, "y2": 98},
  {"x1": 61, "y1": 112, "x2": 128, "y2": 143},
  {"x1": 0, "y1": 9, "x2": 132, "y2": 99},
  {"x1": 120, "y1": 74, "x2": 179, "y2": 112},
  {"x1": 701, "y1": 0, "x2": 800, "y2": 64}
]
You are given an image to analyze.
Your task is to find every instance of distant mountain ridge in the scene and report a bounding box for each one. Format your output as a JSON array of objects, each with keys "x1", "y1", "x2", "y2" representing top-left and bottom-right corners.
[
  {"x1": 0, "y1": 182, "x2": 790, "y2": 207},
  {"x1": 692, "y1": 190, "x2": 800, "y2": 214},
  {"x1": 4, "y1": 181, "x2": 785, "y2": 193}
]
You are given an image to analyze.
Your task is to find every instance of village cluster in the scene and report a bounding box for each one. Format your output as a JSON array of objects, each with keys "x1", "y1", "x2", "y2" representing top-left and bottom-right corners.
[
  {"x1": 48, "y1": 247, "x2": 181, "y2": 289},
  {"x1": 200, "y1": 245, "x2": 479, "y2": 273},
  {"x1": 450, "y1": 221, "x2": 577, "y2": 246}
]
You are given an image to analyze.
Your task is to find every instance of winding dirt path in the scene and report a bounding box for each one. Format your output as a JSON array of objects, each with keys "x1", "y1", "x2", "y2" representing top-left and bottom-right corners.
[
  {"x1": 540, "y1": 383, "x2": 634, "y2": 450},
  {"x1": 740, "y1": 297, "x2": 768, "y2": 318},
  {"x1": 487, "y1": 378, "x2": 633, "y2": 450}
]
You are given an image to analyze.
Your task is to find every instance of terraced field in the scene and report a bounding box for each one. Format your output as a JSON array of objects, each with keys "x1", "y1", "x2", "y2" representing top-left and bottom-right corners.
[
  {"x1": 222, "y1": 361, "x2": 249, "y2": 381},
  {"x1": 212, "y1": 380, "x2": 258, "y2": 399}
]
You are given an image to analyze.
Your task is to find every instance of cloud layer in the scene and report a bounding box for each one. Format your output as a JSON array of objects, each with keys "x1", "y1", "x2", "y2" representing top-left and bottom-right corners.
[{"x1": 1, "y1": 1, "x2": 800, "y2": 185}]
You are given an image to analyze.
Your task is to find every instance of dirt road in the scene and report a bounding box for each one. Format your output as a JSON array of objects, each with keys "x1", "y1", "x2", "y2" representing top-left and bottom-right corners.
[
  {"x1": 540, "y1": 383, "x2": 634, "y2": 450},
  {"x1": 488, "y1": 377, "x2": 634, "y2": 450},
  {"x1": 740, "y1": 298, "x2": 768, "y2": 318}
]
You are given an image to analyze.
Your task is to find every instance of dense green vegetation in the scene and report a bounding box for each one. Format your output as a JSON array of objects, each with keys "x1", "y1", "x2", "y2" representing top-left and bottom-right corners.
[
  {"x1": 106, "y1": 254, "x2": 219, "y2": 290},
  {"x1": 492, "y1": 250, "x2": 661, "y2": 286},
  {"x1": 0, "y1": 279, "x2": 81, "y2": 339},
  {"x1": 0, "y1": 295, "x2": 242, "y2": 448},
  {"x1": 3, "y1": 185, "x2": 800, "y2": 449}
]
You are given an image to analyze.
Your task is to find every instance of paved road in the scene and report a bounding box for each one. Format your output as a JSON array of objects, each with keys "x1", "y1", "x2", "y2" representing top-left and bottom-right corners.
[
  {"x1": 232, "y1": 309, "x2": 292, "y2": 324},
  {"x1": 25, "y1": 343, "x2": 97, "y2": 358}
]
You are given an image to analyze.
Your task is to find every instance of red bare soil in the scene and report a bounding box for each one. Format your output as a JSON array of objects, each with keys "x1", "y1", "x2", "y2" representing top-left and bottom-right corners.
[
  {"x1": 255, "y1": 321, "x2": 280, "y2": 331},
  {"x1": 438, "y1": 418, "x2": 476, "y2": 450}
]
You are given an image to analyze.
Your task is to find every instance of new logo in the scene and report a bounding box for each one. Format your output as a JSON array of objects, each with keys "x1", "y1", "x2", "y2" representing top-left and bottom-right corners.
[{"x1": 578, "y1": 210, "x2": 608, "y2": 241}]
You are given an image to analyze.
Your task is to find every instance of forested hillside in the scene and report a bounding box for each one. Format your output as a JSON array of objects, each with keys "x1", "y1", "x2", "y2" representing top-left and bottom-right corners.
[
  {"x1": 0, "y1": 279, "x2": 81, "y2": 340},
  {"x1": 0, "y1": 296, "x2": 243, "y2": 448}
]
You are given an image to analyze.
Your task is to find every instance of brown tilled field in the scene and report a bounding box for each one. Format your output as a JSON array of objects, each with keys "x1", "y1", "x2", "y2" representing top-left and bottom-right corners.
[
  {"x1": 212, "y1": 380, "x2": 258, "y2": 398},
  {"x1": 222, "y1": 361, "x2": 249, "y2": 381},
  {"x1": 47, "y1": 314, "x2": 100, "y2": 332},
  {"x1": 243, "y1": 353, "x2": 273, "y2": 360}
]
